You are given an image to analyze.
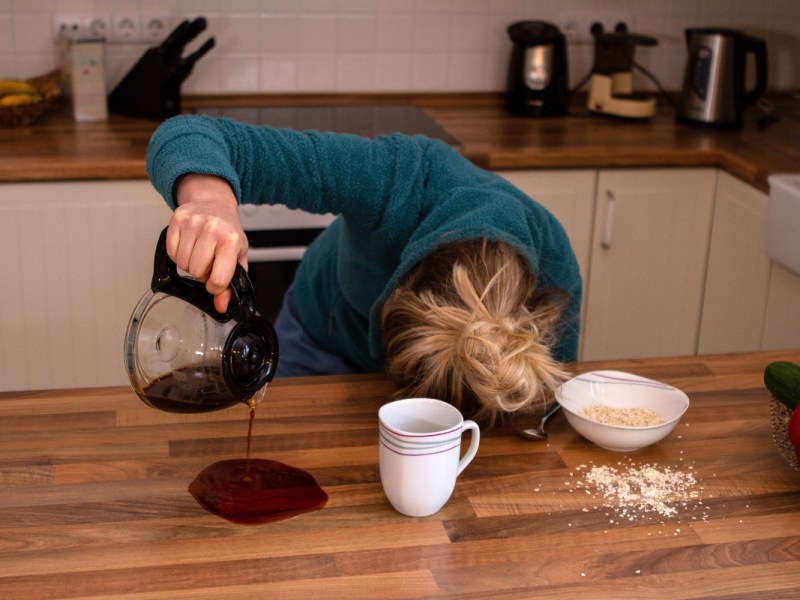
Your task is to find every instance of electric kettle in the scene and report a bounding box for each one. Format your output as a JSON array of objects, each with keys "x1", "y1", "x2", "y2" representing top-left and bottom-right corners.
[
  {"x1": 677, "y1": 28, "x2": 767, "y2": 128},
  {"x1": 125, "y1": 227, "x2": 278, "y2": 413},
  {"x1": 504, "y1": 21, "x2": 568, "y2": 117}
]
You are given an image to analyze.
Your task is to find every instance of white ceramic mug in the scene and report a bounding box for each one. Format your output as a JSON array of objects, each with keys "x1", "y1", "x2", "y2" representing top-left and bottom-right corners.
[{"x1": 378, "y1": 398, "x2": 480, "y2": 517}]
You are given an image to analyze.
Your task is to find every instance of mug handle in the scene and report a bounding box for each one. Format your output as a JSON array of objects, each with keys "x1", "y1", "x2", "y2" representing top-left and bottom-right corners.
[{"x1": 456, "y1": 420, "x2": 480, "y2": 476}]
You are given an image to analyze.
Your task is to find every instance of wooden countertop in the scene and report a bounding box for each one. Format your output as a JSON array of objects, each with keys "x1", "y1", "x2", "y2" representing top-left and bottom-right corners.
[
  {"x1": 1, "y1": 349, "x2": 799, "y2": 599},
  {"x1": 1, "y1": 94, "x2": 798, "y2": 191},
  {"x1": 426, "y1": 99, "x2": 800, "y2": 192}
]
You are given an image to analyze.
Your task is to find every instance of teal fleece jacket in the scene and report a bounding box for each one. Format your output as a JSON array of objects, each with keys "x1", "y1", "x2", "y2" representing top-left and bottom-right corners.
[{"x1": 146, "y1": 115, "x2": 581, "y2": 372}]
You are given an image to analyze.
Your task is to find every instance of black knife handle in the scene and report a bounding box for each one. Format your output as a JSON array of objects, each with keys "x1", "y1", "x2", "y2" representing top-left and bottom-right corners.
[
  {"x1": 160, "y1": 17, "x2": 207, "y2": 59},
  {"x1": 172, "y1": 37, "x2": 216, "y2": 84},
  {"x1": 183, "y1": 37, "x2": 216, "y2": 67}
]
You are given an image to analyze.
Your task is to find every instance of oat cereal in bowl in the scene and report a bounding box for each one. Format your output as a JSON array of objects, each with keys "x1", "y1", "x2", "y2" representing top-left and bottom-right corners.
[{"x1": 556, "y1": 371, "x2": 690, "y2": 452}]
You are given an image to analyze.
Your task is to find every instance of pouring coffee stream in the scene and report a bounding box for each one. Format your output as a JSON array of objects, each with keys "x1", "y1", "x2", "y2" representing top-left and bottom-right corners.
[{"x1": 125, "y1": 227, "x2": 327, "y2": 523}]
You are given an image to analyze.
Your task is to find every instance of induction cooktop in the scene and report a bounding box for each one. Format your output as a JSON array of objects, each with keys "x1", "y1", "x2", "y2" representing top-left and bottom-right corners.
[{"x1": 195, "y1": 104, "x2": 461, "y2": 148}]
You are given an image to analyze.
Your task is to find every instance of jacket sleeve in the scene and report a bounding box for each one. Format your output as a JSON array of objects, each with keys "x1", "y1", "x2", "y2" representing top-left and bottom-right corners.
[{"x1": 145, "y1": 114, "x2": 453, "y2": 226}]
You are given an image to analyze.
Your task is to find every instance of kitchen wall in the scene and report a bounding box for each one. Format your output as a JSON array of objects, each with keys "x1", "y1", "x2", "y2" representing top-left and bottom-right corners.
[{"x1": 1, "y1": 0, "x2": 798, "y2": 95}]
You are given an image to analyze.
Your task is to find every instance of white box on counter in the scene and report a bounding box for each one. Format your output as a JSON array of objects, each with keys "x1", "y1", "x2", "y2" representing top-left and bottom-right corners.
[{"x1": 57, "y1": 35, "x2": 108, "y2": 122}]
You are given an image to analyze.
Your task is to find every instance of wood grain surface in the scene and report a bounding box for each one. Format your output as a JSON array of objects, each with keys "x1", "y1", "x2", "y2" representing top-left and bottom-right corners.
[
  {"x1": 1, "y1": 350, "x2": 799, "y2": 599},
  {"x1": 1, "y1": 93, "x2": 798, "y2": 191}
]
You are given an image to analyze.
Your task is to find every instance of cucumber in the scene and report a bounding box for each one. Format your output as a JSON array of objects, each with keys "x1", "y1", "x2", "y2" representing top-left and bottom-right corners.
[{"x1": 764, "y1": 361, "x2": 800, "y2": 410}]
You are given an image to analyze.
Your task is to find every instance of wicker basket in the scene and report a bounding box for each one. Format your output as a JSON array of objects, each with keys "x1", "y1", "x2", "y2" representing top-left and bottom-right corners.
[
  {"x1": 770, "y1": 398, "x2": 800, "y2": 471},
  {"x1": 0, "y1": 70, "x2": 63, "y2": 128}
]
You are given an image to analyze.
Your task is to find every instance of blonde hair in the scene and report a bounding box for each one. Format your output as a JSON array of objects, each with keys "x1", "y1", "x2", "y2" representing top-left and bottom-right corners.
[{"x1": 381, "y1": 239, "x2": 570, "y2": 428}]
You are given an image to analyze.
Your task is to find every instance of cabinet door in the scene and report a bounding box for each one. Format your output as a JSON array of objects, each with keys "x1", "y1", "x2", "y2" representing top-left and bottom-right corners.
[
  {"x1": 582, "y1": 169, "x2": 716, "y2": 361},
  {"x1": 496, "y1": 169, "x2": 596, "y2": 358},
  {"x1": 698, "y1": 171, "x2": 771, "y2": 354},
  {"x1": 762, "y1": 262, "x2": 800, "y2": 350},
  {"x1": 495, "y1": 170, "x2": 596, "y2": 286},
  {"x1": 0, "y1": 181, "x2": 170, "y2": 391}
]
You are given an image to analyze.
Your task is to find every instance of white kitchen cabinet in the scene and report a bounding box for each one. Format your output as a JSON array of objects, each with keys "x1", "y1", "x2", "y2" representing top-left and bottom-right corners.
[
  {"x1": 495, "y1": 170, "x2": 596, "y2": 285},
  {"x1": 698, "y1": 171, "x2": 772, "y2": 353},
  {"x1": 496, "y1": 169, "x2": 596, "y2": 357},
  {"x1": 698, "y1": 171, "x2": 800, "y2": 353},
  {"x1": 581, "y1": 169, "x2": 717, "y2": 361},
  {"x1": 762, "y1": 260, "x2": 800, "y2": 349},
  {"x1": 0, "y1": 180, "x2": 171, "y2": 392}
]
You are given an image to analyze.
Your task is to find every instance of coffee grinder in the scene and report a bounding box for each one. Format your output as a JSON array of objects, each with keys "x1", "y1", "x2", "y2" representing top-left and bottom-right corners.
[{"x1": 587, "y1": 23, "x2": 658, "y2": 119}]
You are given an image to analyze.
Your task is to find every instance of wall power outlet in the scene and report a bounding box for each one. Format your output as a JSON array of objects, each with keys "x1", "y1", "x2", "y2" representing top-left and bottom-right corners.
[{"x1": 53, "y1": 13, "x2": 172, "y2": 44}]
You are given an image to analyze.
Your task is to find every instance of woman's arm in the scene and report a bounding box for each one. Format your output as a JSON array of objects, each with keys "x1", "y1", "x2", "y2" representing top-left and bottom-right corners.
[
  {"x1": 146, "y1": 114, "x2": 454, "y2": 221},
  {"x1": 145, "y1": 114, "x2": 446, "y2": 311}
]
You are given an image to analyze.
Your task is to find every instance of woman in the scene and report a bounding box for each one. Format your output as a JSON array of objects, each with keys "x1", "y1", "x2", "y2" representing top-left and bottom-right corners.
[{"x1": 146, "y1": 115, "x2": 581, "y2": 426}]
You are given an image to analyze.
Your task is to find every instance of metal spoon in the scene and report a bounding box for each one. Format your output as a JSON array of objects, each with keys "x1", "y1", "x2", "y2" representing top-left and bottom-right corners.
[{"x1": 519, "y1": 401, "x2": 561, "y2": 440}]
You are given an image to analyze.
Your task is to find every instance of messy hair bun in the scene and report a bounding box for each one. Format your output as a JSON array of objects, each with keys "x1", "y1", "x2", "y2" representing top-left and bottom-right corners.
[{"x1": 381, "y1": 239, "x2": 570, "y2": 427}]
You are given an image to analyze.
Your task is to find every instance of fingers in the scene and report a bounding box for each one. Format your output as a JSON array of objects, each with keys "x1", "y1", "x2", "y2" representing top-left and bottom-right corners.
[
  {"x1": 165, "y1": 223, "x2": 182, "y2": 267},
  {"x1": 205, "y1": 234, "x2": 240, "y2": 295},
  {"x1": 166, "y1": 218, "x2": 214, "y2": 280},
  {"x1": 167, "y1": 225, "x2": 246, "y2": 316},
  {"x1": 214, "y1": 289, "x2": 232, "y2": 314},
  {"x1": 209, "y1": 237, "x2": 248, "y2": 314},
  {"x1": 169, "y1": 223, "x2": 246, "y2": 279},
  {"x1": 163, "y1": 174, "x2": 249, "y2": 313},
  {"x1": 165, "y1": 211, "x2": 249, "y2": 308}
]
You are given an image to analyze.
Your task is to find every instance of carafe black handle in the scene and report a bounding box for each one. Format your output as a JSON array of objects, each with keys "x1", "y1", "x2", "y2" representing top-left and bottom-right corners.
[
  {"x1": 151, "y1": 227, "x2": 257, "y2": 324},
  {"x1": 741, "y1": 36, "x2": 768, "y2": 107}
]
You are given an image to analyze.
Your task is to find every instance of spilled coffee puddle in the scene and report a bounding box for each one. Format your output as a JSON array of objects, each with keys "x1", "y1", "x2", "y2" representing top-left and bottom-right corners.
[{"x1": 189, "y1": 404, "x2": 328, "y2": 524}]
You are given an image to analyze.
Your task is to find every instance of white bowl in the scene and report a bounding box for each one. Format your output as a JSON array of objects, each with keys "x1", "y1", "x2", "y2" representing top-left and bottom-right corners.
[{"x1": 556, "y1": 370, "x2": 690, "y2": 452}]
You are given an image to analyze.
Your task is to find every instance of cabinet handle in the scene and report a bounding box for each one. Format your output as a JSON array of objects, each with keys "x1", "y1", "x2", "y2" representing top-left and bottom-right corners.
[{"x1": 601, "y1": 190, "x2": 616, "y2": 249}]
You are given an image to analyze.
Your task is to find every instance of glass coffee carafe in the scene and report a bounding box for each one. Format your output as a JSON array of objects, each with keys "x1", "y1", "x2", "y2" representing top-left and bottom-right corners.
[{"x1": 125, "y1": 227, "x2": 278, "y2": 413}]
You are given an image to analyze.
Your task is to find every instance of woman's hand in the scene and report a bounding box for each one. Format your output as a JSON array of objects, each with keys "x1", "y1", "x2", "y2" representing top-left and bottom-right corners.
[{"x1": 167, "y1": 173, "x2": 248, "y2": 314}]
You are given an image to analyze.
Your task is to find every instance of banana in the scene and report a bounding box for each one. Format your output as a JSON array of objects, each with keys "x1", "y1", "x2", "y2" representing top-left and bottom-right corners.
[
  {"x1": 0, "y1": 93, "x2": 40, "y2": 106},
  {"x1": 0, "y1": 79, "x2": 38, "y2": 98}
]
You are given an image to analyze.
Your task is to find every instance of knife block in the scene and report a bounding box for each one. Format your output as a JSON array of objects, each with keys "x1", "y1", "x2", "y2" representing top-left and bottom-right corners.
[
  {"x1": 107, "y1": 48, "x2": 183, "y2": 120},
  {"x1": 107, "y1": 17, "x2": 214, "y2": 121}
]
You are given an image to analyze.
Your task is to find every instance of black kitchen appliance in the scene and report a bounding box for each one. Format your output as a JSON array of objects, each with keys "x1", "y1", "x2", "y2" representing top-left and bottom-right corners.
[
  {"x1": 504, "y1": 21, "x2": 568, "y2": 117},
  {"x1": 676, "y1": 28, "x2": 767, "y2": 128},
  {"x1": 108, "y1": 17, "x2": 215, "y2": 120},
  {"x1": 587, "y1": 23, "x2": 658, "y2": 120}
]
